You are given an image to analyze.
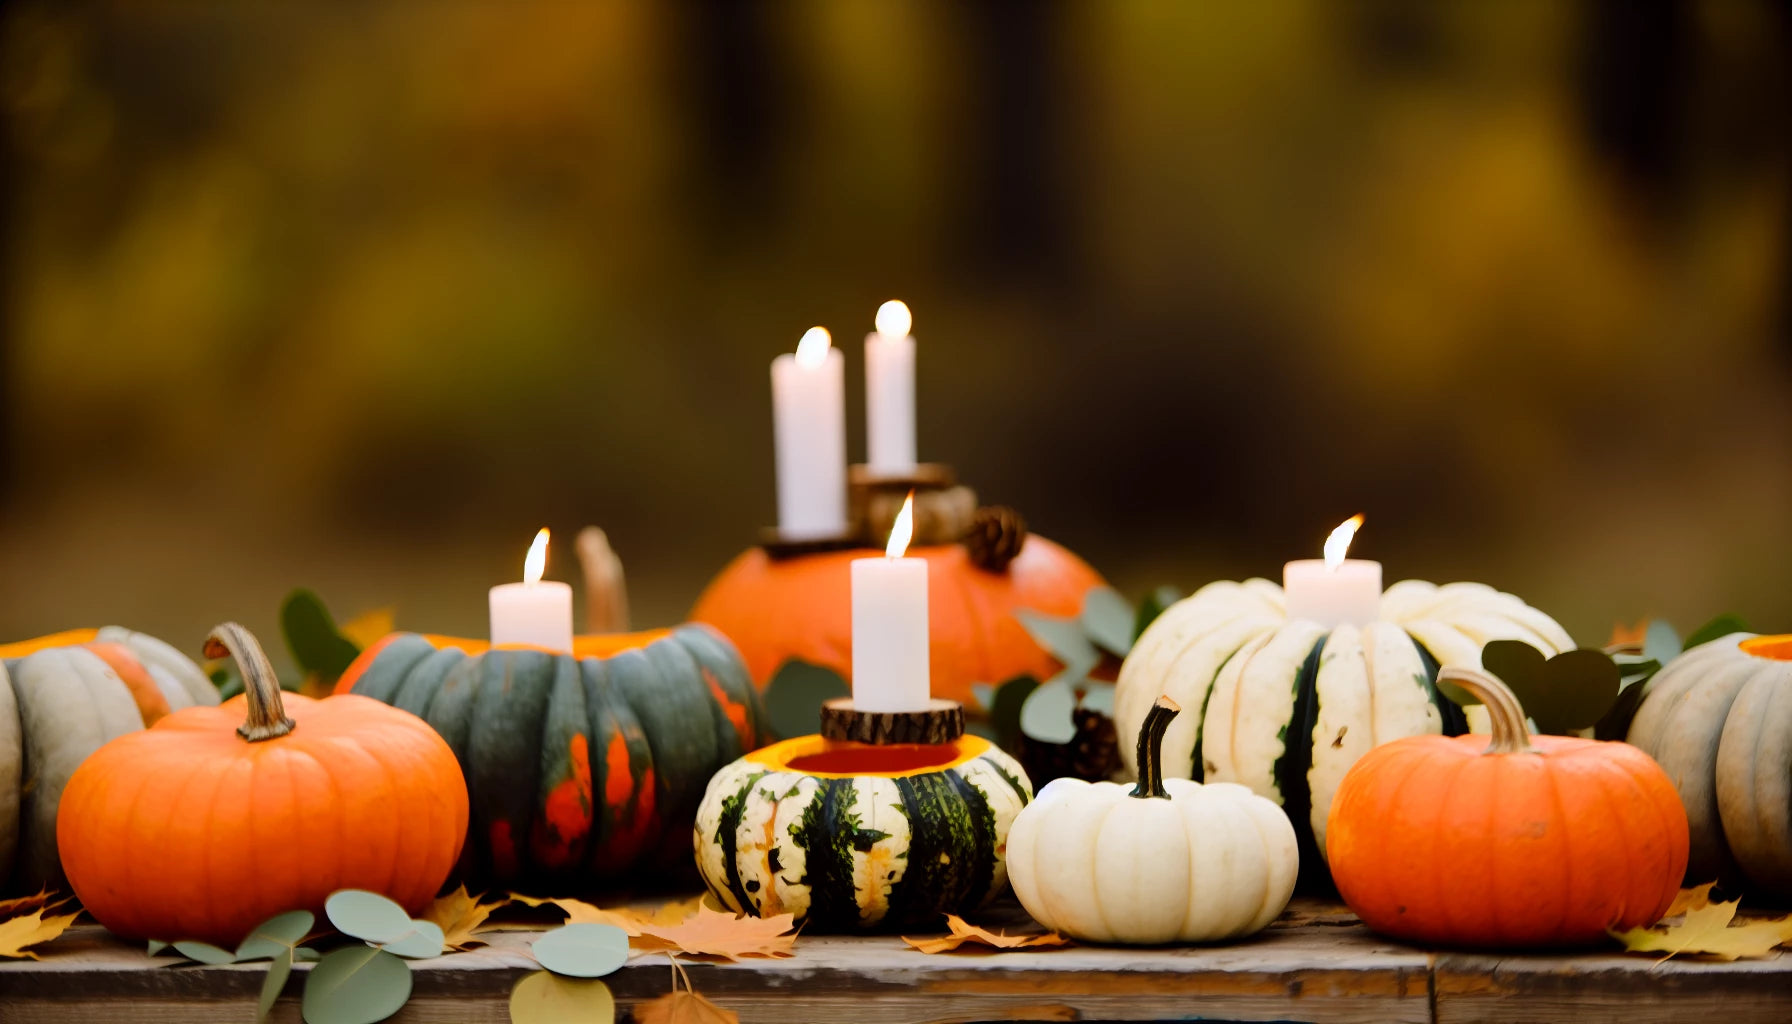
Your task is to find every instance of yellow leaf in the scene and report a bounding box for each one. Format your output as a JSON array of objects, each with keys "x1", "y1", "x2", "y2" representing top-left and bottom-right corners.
[
  {"x1": 1662, "y1": 882, "x2": 1718, "y2": 919},
  {"x1": 0, "y1": 908, "x2": 82, "y2": 959},
  {"x1": 340, "y1": 608, "x2": 396, "y2": 651},
  {"x1": 0, "y1": 889, "x2": 57, "y2": 919},
  {"x1": 421, "y1": 886, "x2": 509, "y2": 951},
  {"x1": 508, "y1": 893, "x2": 648, "y2": 935},
  {"x1": 903, "y1": 915, "x2": 1072, "y2": 954},
  {"x1": 633, "y1": 990, "x2": 739, "y2": 1024},
  {"x1": 1611, "y1": 898, "x2": 1792, "y2": 961},
  {"x1": 508, "y1": 970, "x2": 614, "y2": 1024},
  {"x1": 629, "y1": 905, "x2": 797, "y2": 961}
]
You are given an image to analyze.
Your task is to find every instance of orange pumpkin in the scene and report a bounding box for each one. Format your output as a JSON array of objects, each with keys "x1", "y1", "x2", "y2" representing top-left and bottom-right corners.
[
  {"x1": 1327, "y1": 664, "x2": 1688, "y2": 947},
  {"x1": 56, "y1": 623, "x2": 468, "y2": 947},
  {"x1": 691, "y1": 537, "x2": 1106, "y2": 706}
]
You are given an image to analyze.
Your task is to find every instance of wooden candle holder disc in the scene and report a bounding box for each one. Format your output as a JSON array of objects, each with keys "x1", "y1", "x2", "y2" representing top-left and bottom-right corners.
[
  {"x1": 820, "y1": 697, "x2": 965, "y2": 745},
  {"x1": 758, "y1": 528, "x2": 867, "y2": 561}
]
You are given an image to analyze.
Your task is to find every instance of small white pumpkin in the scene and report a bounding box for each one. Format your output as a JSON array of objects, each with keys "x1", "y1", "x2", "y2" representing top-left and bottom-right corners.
[
  {"x1": 1627, "y1": 632, "x2": 1792, "y2": 898},
  {"x1": 1113, "y1": 578, "x2": 1572, "y2": 865},
  {"x1": 1008, "y1": 696, "x2": 1298, "y2": 944}
]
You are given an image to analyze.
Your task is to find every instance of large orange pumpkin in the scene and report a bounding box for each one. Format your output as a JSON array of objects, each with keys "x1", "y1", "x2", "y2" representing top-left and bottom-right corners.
[
  {"x1": 691, "y1": 536, "x2": 1106, "y2": 705},
  {"x1": 56, "y1": 623, "x2": 468, "y2": 947},
  {"x1": 1327, "y1": 664, "x2": 1688, "y2": 948}
]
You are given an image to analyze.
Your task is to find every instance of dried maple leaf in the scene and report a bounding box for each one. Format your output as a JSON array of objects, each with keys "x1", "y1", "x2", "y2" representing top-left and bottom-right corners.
[
  {"x1": 1662, "y1": 882, "x2": 1718, "y2": 919},
  {"x1": 633, "y1": 990, "x2": 739, "y2": 1024},
  {"x1": 1607, "y1": 621, "x2": 1649, "y2": 650},
  {"x1": 1611, "y1": 897, "x2": 1792, "y2": 961},
  {"x1": 508, "y1": 894, "x2": 715, "y2": 938},
  {"x1": 422, "y1": 886, "x2": 509, "y2": 951},
  {"x1": 0, "y1": 889, "x2": 57, "y2": 919},
  {"x1": 630, "y1": 905, "x2": 797, "y2": 961},
  {"x1": 903, "y1": 915, "x2": 1072, "y2": 954},
  {"x1": 0, "y1": 907, "x2": 81, "y2": 959}
]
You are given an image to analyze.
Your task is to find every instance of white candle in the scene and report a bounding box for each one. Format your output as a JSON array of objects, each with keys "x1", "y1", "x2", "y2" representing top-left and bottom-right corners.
[
  {"x1": 490, "y1": 528, "x2": 575, "y2": 652},
  {"x1": 851, "y1": 492, "x2": 930, "y2": 713},
  {"x1": 771, "y1": 327, "x2": 847, "y2": 539},
  {"x1": 865, "y1": 300, "x2": 916, "y2": 474},
  {"x1": 1283, "y1": 515, "x2": 1382, "y2": 628}
]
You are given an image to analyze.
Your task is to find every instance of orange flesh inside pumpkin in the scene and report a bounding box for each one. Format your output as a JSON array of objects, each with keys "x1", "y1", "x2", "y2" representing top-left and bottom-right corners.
[
  {"x1": 749, "y1": 733, "x2": 989, "y2": 778},
  {"x1": 1740, "y1": 634, "x2": 1792, "y2": 661}
]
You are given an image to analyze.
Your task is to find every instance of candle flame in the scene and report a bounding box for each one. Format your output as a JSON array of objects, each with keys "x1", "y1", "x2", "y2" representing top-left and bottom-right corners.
[
  {"x1": 1323, "y1": 515, "x2": 1364, "y2": 571},
  {"x1": 524, "y1": 527, "x2": 550, "y2": 584},
  {"x1": 885, "y1": 491, "x2": 915, "y2": 558},
  {"x1": 874, "y1": 299, "x2": 911, "y2": 338},
  {"x1": 795, "y1": 327, "x2": 832, "y2": 369}
]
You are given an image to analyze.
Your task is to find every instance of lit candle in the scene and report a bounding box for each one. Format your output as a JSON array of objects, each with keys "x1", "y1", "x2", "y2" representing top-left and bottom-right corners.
[
  {"x1": 771, "y1": 327, "x2": 847, "y2": 539},
  {"x1": 1283, "y1": 515, "x2": 1382, "y2": 628},
  {"x1": 851, "y1": 492, "x2": 930, "y2": 712},
  {"x1": 489, "y1": 528, "x2": 575, "y2": 652},
  {"x1": 865, "y1": 299, "x2": 916, "y2": 474}
]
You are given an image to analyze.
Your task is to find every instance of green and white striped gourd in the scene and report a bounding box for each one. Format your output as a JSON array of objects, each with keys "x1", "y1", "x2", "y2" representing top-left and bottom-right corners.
[
  {"x1": 693, "y1": 733, "x2": 1032, "y2": 931},
  {"x1": 1113, "y1": 579, "x2": 1571, "y2": 866}
]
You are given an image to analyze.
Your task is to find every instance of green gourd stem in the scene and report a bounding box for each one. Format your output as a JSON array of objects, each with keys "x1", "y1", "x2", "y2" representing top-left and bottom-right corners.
[
  {"x1": 1436, "y1": 665, "x2": 1533, "y2": 755},
  {"x1": 1129, "y1": 695, "x2": 1181, "y2": 799},
  {"x1": 204, "y1": 622, "x2": 296, "y2": 743}
]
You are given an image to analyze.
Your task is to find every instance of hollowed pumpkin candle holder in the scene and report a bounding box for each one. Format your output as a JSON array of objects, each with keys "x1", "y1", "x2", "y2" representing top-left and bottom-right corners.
[
  {"x1": 694, "y1": 696, "x2": 1034, "y2": 932},
  {"x1": 334, "y1": 624, "x2": 766, "y2": 891},
  {"x1": 1628, "y1": 630, "x2": 1792, "y2": 900},
  {"x1": 695, "y1": 462, "x2": 1109, "y2": 708}
]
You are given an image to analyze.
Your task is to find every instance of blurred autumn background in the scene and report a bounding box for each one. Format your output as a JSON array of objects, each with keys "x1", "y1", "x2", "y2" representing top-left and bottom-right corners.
[{"x1": 2, "y1": 1, "x2": 1789, "y2": 663}]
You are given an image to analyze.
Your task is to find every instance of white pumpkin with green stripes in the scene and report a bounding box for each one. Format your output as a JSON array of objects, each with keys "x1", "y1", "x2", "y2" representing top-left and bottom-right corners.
[
  {"x1": 693, "y1": 733, "x2": 1032, "y2": 931},
  {"x1": 1113, "y1": 579, "x2": 1571, "y2": 868}
]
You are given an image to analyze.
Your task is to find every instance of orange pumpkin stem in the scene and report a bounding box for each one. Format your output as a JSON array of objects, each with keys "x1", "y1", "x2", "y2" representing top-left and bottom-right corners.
[
  {"x1": 1129, "y1": 695, "x2": 1181, "y2": 799},
  {"x1": 203, "y1": 622, "x2": 297, "y2": 743},
  {"x1": 1435, "y1": 666, "x2": 1534, "y2": 755}
]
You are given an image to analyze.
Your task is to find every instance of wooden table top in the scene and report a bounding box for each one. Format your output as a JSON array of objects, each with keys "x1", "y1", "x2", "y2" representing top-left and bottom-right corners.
[{"x1": 2, "y1": 899, "x2": 1786, "y2": 1024}]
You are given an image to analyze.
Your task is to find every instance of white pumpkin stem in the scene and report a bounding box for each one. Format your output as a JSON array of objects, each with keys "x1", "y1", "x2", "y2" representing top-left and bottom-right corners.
[
  {"x1": 1130, "y1": 695, "x2": 1181, "y2": 799},
  {"x1": 1435, "y1": 665, "x2": 1533, "y2": 755},
  {"x1": 203, "y1": 622, "x2": 296, "y2": 743}
]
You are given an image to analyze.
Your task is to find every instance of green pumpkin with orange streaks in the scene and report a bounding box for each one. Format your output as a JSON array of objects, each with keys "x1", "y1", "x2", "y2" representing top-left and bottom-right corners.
[{"x1": 335, "y1": 624, "x2": 764, "y2": 890}]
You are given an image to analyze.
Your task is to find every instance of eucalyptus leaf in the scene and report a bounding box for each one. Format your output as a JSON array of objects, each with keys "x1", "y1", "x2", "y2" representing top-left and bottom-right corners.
[
  {"x1": 970, "y1": 683, "x2": 995, "y2": 713},
  {"x1": 324, "y1": 890, "x2": 414, "y2": 944},
  {"x1": 530, "y1": 923, "x2": 630, "y2": 979},
  {"x1": 1484, "y1": 642, "x2": 1621, "y2": 735},
  {"x1": 1643, "y1": 619, "x2": 1682, "y2": 666},
  {"x1": 380, "y1": 921, "x2": 445, "y2": 960},
  {"x1": 1019, "y1": 679, "x2": 1078, "y2": 744},
  {"x1": 1080, "y1": 587, "x2": 1136, "y2": 658},
  {"x1": 1014, "y1": 609, "x2": 1099, "y2": 676},
  {"x1": 146, "y1": 940, "x2": 169, "y2": 957},
  {"x1": 302, "y1": 946, "x2": 411, "y2": 1024},
  {"x1": 237, "y1": 910, "x2": 316, "y2": 962},
  {"x1": 986, "y1": 675, "x2": 1039, "y2": 748},
  {"x1": 761, "y1": 660, "x2": 850, "y2": 741},
  {"x1": 509, "y1": 971, "x2": 615, "y2": 1024},
  {"x1": 257, "y1": 947, "x2": 293, "y2": 1024},
  {"x1": 281, "y1": 588, "x2": 363, "y2": 682},
  {"x1": 295, "y1": 947, "x2": 321, "y2": 962},
  {"x1": 1594, "y1": 674, "x2": 1653, "y2": 741},
  {"x1": 1684, "y1": 613, "x2": 1750, "y2": 652},
  {"x1": 173, "y1": 941, "x2": 238, "y2": 965},
  {"x1": 1133, "y1": 585, "x2": 1183, "y2": 644},
  {"x1": 1080, "y1": 681, "x2": 1116, "y2": 717}
]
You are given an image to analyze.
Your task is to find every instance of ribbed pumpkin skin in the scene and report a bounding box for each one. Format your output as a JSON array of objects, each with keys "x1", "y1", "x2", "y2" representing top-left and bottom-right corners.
[
  {"x1": 336, "y1": 624, "x2": 765, "y2": 890},
  {"x1": 1113, "y1": 579, "x2": 1573, "y2": 868},
  {"x1": 1327, "y1": 733, "x2": 1688, "y2": 947},
  {"x1": 694, "y1": 734, "x2": 1032, "y2": 931},
  {"x1": 56, "y1": 692, "x2": 467, "y2": 948},
  {"x1": 0, "y1": 627, "x2": 217, "y2": 893},
  {"x1": 691, "y1": 537, "x2": 1106, "y2": 707},
  {"x1": 1627, "y1": 633, "x2": 1792, "y2": 899}
]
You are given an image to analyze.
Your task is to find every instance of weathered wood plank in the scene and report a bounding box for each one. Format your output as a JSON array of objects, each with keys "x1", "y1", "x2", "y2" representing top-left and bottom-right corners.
[{"x1": 1434, "y1": 948, "x2": 1792, "y2": 1024}]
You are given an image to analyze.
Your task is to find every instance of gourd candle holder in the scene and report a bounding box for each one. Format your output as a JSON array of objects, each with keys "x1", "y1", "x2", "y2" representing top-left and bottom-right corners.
[
  {"x1": 1113, "y1": 578, "x2": 1573, "y2": 877},
  {"x1": 693, "y1": 693, "x2": 1032, "y2": 932},
  {"x1": 334, "y1": 624, "x2": 767, "y2": 890},
  {"x1": 695, "y1": 460, "x2": 1110, "y2": 708}
]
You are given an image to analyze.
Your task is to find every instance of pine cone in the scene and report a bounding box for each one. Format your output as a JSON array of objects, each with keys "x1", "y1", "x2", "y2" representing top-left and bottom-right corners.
[{"x1": 964, "y1": 505, "x2": 1027, "y2": 572}]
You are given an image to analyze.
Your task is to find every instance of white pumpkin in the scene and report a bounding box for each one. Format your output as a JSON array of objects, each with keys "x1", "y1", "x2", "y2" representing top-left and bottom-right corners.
[
  {"x1": 1627, "y1": 632, "x2": 1792, "y2": 898},
  {"x1": 0, "y1": 627, "x2": 215, "y2": 891},
  {"x1": 1008, "y1": 696, "x2": 1298, "y2": 944},
  {"x1": 1112, "y1": 579, "x2": 1571, "y2": 865}
]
